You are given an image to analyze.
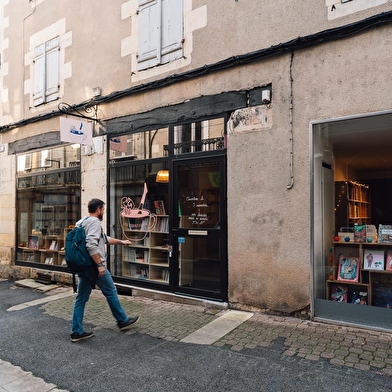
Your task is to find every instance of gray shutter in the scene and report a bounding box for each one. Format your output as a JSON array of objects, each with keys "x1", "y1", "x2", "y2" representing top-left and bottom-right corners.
[
  {"x1": 33, "y1": 44, "x2": 45, "y2": 106},
  {"x1": 161, "y1": 0, "x2": 183, "y2": 64},
  {"x1": 138, "y1": 0, "x2": 161, "y2": 70},
  {"x1": 45, "y1": 37, "x2": 59, "y2": 102}
]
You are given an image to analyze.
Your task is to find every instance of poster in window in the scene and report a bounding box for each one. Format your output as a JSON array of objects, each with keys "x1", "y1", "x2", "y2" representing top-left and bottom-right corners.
[{"x1": 337, "y1": 256, "x2": 359, "y2": 282}]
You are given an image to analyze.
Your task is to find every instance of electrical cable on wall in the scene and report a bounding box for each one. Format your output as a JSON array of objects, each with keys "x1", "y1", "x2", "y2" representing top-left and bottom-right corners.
[
  {"x1": 287, "y1": 51, "x2": 294, "y2": 190},
  {"x1": 2, "y1": 11, "x2": 392, "y2": 133}
]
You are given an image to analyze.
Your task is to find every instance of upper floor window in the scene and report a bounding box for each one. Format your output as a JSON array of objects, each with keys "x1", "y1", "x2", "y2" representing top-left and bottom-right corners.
[
  {"x1": 174, "y1": 119, "x2": 225, "y2": 155},
  {"x1": 33, "y1": 37, "x2": 59, "y2": 106},
  {"x1": 138, "y1": 0, "x2": 183, "y2": 71}
]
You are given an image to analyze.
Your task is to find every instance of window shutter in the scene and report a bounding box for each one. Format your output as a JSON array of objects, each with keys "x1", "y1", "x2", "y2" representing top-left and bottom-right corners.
[
  {"x1": 33, "y1": 44, "x2": 45, "y2": 106},
  {"x1": 138, "y1": 0, "x2": 161, "y2": 70},
  {"x1": 161, "y1": 0, "x2": 183, "y2": 64},
  {"x1": 45, "y1": 37, "x2": 59, "y2": 102}
]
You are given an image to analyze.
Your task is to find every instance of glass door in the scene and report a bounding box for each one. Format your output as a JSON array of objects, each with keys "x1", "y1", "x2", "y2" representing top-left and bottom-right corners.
[{"x1": 172, "y1": 157, "x2": 227, "y2": 301}]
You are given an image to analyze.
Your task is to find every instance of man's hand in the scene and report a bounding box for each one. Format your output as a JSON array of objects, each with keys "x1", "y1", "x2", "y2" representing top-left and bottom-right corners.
[
  {"x1": 97, "y1": 265, "x2": 106, "y2": 277},
  {"x1": 121, "y1": 239, "x2": 132, "y2": 246}
]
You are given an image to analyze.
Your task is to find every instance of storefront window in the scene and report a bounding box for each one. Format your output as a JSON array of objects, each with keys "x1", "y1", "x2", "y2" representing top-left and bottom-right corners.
[
  {"x1": 108, "y1": 117, "x2": 227, "y2": 300},
  {"x1": 16, "y1": 144, "x2": 81, "y2": 268},
  {"x1": 108, "y1": 128, "x2": 170, "y2": 283},
  {"x1": 312, "y1": 112, "x2": 392, "y2": 329}
]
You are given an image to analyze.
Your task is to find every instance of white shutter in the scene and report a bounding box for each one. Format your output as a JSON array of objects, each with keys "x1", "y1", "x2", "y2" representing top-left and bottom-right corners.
[
  {"x1": 161, "y1": 0, "x2": 183, "y2": 64},
  {"x1": 33, "y1": 44, "x2": 45, "y2": 106},
  {"x1": 45, "y1": 37, "x2": 59, "y2": 102},
  {"x1": 138, "y1": 0, "x2": 161, "y2": 70}
]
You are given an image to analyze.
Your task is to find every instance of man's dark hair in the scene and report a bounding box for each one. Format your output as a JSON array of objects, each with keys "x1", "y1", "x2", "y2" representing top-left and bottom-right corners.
[{"x1": 88, "y1": 198, "x2": 105, "y2": 213}]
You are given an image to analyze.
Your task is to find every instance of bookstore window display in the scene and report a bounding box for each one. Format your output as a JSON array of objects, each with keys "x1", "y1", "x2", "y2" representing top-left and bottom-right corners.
[
  {"x1": 108, "y1": 128, "x2": 170, "y2": 284},
  {"x1": 118, "y1": 182, "x2": 170, "y2": 283},
  {"x1": 16, "y1": 145, "x2": 81, "y2": 269},
  {"x1": 111, "y1": 181, "x2": 170, "y2": 284},
  {"x1": 328, "y1": 198, "x2": 392, "y2": 309},
  {"x1": 312, "y1": 113, "x2": 392, "y2": 330}
]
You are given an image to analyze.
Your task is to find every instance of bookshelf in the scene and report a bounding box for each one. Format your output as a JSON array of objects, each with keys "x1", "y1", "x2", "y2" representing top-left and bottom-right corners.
[
  {"x1": 335, "y1": 180, "x2": 371, "y2": 232},
  {"x1": 20, "y1": 233, "x2": 66, "y2": 266},
  {"x1": 122, "y1": 215, "x2": 170, "y2": 284},
  {"x1": 327, "y1": 241, "x2": 392, "y2": 307}
]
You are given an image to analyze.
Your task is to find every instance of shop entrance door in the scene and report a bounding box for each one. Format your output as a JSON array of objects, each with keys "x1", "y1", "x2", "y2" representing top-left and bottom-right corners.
[{"x1": 172, "y1": 157, "x2": 227, "y2": 301}]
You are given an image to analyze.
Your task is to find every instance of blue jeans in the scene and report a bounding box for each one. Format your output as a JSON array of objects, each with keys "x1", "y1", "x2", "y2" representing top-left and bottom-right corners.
[{"x1": 72, "y1": 269, "x2": 129, "y2": 334}]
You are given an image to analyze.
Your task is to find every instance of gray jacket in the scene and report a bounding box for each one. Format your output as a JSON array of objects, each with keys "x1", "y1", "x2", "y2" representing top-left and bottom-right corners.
[{"x1": 76, "y1": 216, "x2": 110, "y2": 263}]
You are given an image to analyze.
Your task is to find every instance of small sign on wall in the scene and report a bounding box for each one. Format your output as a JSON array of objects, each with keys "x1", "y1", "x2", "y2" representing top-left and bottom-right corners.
[
  {"x1": 327, "y1": 0, "x2": 388, "y2": 20},
  {"x1": 230, "y1": 105, "x2": 272, "y2": 134}
]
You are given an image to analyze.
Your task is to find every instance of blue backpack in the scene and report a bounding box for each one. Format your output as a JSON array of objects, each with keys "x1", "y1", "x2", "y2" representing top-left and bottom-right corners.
[{"x1": 65, "y1": 217, "x2": 95, "y2": 292}]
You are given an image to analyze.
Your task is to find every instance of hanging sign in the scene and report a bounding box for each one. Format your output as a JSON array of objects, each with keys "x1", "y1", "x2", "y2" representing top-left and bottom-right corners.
[{"x1": 60, "y1": 117, "x2": 93, "y2": 146}]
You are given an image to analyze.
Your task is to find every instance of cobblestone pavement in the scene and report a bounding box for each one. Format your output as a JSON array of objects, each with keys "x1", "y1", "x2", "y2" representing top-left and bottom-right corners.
[{"x1": 41, "y1": 289, "x2": 392, "y2": 377}]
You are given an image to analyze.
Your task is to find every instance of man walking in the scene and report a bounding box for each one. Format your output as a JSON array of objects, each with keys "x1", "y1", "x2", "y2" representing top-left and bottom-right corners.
[{"x1": 70, "y1": 198, "x2": 139, "y2": 342}]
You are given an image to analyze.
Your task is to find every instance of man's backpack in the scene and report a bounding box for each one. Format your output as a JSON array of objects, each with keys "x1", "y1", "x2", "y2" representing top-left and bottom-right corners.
[{"x1": 65, "y1": 217, "x2": 94, "y2": 292}]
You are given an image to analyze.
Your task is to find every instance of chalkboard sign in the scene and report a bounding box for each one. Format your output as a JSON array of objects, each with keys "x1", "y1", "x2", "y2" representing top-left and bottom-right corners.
[{"x1": 180, "y1": 189, "x2": 218, "y2": 227}]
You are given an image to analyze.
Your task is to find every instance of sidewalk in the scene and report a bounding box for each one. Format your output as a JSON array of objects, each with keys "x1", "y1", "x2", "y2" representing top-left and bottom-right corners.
[
  {"x1": 1, "y1": 279, "x2": 392, "y2": 391},
  {"x1": 37, "y1": 282, "x2": 392, "y2": 375},
  {"x1": 0, "y1": 359, "x2": 67, "y2": 392}
]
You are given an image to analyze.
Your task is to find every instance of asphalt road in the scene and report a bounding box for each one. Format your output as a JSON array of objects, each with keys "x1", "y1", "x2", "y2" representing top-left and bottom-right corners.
[{"x1": 0, "y1": 280, "x2": 390, "y2": 392}]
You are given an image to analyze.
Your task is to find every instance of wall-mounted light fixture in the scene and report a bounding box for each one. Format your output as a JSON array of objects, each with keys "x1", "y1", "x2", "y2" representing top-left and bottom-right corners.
[{"x1": 156, "y1": 169, "x2": 169, "y2": 183}]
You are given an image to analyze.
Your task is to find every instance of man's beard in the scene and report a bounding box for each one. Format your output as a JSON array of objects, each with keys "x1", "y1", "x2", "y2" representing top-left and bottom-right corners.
[{"x1": 98, "y1": 213, "x2": 103, "y2": 221}]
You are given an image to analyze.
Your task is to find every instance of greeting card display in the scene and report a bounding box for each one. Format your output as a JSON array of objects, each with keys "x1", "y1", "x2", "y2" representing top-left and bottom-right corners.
[
  {"x1": 363, "y1": 250, "x2": 384, "y2": 271},
  {"x1": 337, "y1": 256, "x2": 359, "y2": 282}
]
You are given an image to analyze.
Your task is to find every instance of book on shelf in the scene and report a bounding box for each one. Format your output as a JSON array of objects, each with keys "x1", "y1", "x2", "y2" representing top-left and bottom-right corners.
[
  {"x1": 378, "y1": 224, "x2": 392, "y2": 243},
  {"x1": 128, "y1": 218, "x2": 142, "y2": 231},
  {"x1": 386, "y1": 251, "x2": 392, "y2": 271},
  {"x1": 140, "y1": 267, "x2": 149, "y2": 278},
  {"x1": 363, "y1": 249, "x2": 384, "y2": 270},
  {"x1": 337, "y1": 256, "x2": 359, "y2": 282},
  {"x1": 125, "y1": 248, "x2": 136, "y2": 262},
  {"x1": 155, "y1": 217, "x2": 169, "y2": 232},
  {"x1": 28, "y1": 235, "x2": 39, "y2": 249},
  {"x1": 354, "y1": 224, "x2": 366, "y2": 243},
  {"x1": 330, "y1": 284, "x2": 348, "y2": 302},
  {"x1": 49, "y1": 240, "x2": 56, "y2": 250},
  {"x1": 25, "y1": 254, "x2": 34, "y2": 262},
  {"x1": 135, "y1": 249, "x2": 148, "y2": 263},
  {"x1": 351, "y1": 291, "x2": 367, "y2": 305},
  {"x1": 154, "y1": 200, "x2": 166, "y2": 215},
  {"x1": 129, "y1": 264, "x2": 137, "y2": 276},
  {"x1": 140, "y1": 217, "x2": 150, "y2": 231},
  {"x1": 373, "y1": 280, "x2": 392, "y2": 308},
  {"x1": 161, "y1": 269, "x2": 169, "y2": 282}
]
